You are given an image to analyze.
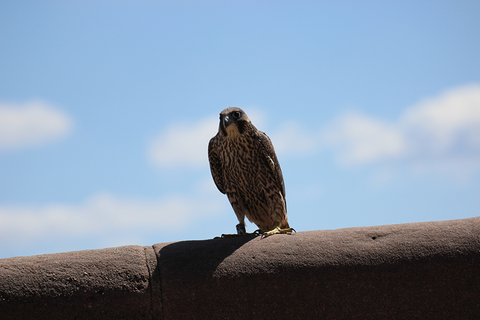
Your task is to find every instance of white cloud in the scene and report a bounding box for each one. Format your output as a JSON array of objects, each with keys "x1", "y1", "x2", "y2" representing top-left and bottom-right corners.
[
  {"x1": 0, "y1": 189, "x2": 225, "y2": 244},
  {"x1": 269, "y1": 121, "x2": 316, "y2": 156},
  {"x1": 321, "y1": 84, "x2": 480, "y2": 178},
  {"x1": 0, "y1": 100, "x2": 73, "y2": 150},
  {"x1": 322, "y1": 112, "x2": 407, "y2": 165},
  {"x1": 401, "y1": 84, "x2": 480, "y2": 157},
  {"x1": 148, "y1": 116, "x2": 218, "y2": 168}
]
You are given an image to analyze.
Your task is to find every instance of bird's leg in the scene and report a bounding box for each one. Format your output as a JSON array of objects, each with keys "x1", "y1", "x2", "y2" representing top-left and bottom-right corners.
[
  {"x1": 237, "y1": 224, "x2": 261, "y2": 236},
  {"x1": 236, "y1": 223, "x2": 247, "y2": 235},
  {"x1": 216, "y1": 196, "x2": 260, "y2": 238}
]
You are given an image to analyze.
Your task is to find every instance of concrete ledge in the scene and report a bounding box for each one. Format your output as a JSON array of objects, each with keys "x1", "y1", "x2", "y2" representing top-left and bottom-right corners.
[
  {"x1": 1, "y1": 217, "x2": 480, "y2": 319},
  {"x1": 0, "y1": 245, "x2": 160, "y2": 319}
]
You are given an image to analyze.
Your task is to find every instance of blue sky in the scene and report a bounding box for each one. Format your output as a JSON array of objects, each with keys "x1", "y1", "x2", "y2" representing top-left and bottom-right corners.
[{"x1": 1, "y1": 1, "x2": 479, "y2": 259}]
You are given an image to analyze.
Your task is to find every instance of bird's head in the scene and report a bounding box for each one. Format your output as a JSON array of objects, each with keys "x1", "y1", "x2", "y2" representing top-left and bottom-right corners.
[{"x1": 219, "y1": 107, "x2": 251, "y2": 138}]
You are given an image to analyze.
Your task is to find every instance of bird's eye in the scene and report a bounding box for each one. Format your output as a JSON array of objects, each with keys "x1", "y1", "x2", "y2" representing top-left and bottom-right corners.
[{"x1": 232, "y1": 111, "x2": 241, "y2": 119}]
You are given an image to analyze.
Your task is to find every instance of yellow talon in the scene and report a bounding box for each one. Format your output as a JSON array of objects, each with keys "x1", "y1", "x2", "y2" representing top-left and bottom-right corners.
[{"x1": 261, "y1": 226, "x2": 295, "y2": 238}]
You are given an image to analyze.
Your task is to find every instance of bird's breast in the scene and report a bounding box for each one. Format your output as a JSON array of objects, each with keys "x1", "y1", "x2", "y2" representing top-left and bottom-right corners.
[{"x1": 220, "y1": 136, "x2": 260, "y2": 191}]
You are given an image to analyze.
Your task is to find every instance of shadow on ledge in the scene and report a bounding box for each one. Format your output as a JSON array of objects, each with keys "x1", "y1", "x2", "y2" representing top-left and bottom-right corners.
[{"x1": 1, "y1": 217, "x2": 480, "y2": 319}]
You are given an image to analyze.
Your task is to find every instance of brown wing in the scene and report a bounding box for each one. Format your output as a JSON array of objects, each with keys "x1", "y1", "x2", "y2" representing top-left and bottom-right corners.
[
  {"x1": 256, "y1": 131, "x2": 286, "y2": 206},
  {"x1": 208, "y1": 134, "x2": 226, "y2": 194}
]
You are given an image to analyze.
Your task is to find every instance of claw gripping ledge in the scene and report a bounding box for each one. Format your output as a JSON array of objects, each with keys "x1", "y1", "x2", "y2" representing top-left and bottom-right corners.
[{"x1": 1, "y1": 217, "x2": 480, "y2": 319}]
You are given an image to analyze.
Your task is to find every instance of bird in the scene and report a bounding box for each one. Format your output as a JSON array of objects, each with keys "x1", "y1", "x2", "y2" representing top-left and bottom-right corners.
[{"x1": 208, "y1": 107, "x2": 293, "y2": 237}]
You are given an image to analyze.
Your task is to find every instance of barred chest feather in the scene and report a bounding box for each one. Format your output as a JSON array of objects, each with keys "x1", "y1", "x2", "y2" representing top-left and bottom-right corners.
[{"x1": 220, "y1": 135, "x2": 263, "y2": 194}]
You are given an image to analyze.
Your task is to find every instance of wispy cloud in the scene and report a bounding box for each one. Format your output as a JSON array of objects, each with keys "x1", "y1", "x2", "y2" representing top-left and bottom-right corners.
[
  {"x1": 402, "y1": 84, "x2": 480, "y2": 160},
  {"x1": 321, "y1": 84, "x2": 480, "y2": 179},
  {"x1": 321, "y1": 112, "x2": 406, "y2": 165},
  {"x1": 0, "y1": 100, "x2": 73, "y2": 150},
  {"x1": 0, "y1": 185, "x2": 225, "y2": 249},
  {"x1": 269, "y1": 121, "x2": 317, "y2": 156},
  {"x1": 148, "y1": 116, "x2": 218, "y2": 168}
]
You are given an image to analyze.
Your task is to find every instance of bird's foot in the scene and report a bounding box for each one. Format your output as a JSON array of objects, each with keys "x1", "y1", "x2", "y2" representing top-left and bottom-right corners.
[
  {"x1": 261, "y1": 226, "x2": 296, "y2": 238},
  {"x1": 217, "y1": 232, "x2": 257, "y2": 238},
  {"x1": 213, "y1": 224, "x2": 261, "y2": 239}
]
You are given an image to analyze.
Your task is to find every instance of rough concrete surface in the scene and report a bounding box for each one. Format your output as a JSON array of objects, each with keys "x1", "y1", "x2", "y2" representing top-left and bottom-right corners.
[
  {"x1": 1, "y1": 217, "x2": 480, "y2": 319},
  {"x1": 0, "y1": 245, "x2": 159, "y2": 319}
]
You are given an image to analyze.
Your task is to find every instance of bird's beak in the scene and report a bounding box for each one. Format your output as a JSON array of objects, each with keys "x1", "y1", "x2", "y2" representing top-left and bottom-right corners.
[{"x1": 222, "y1": 115, "x2": 231, "y2": 128}]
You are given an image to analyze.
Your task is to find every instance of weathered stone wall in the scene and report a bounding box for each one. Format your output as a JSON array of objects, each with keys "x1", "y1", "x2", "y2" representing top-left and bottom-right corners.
[{"x1": 1, "y1": 217, "x2": 479, "y2": 319}]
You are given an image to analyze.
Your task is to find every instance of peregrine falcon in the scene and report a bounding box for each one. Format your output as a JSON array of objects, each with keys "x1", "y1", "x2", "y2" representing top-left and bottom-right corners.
[{"x1": 208, "y1": 107, "x2": 293, "y2": 237}]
